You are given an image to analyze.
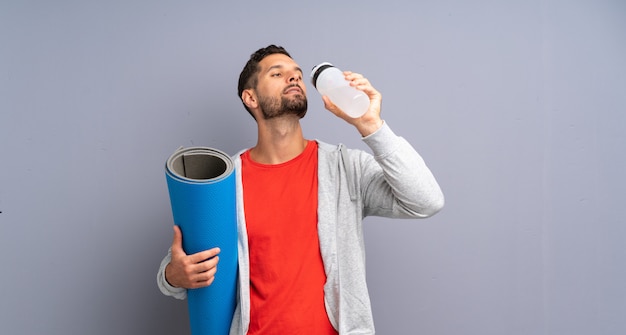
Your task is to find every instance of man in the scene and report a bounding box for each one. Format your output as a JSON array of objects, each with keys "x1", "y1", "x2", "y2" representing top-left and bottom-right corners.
[{"x1": 157, "y1": 45, "x2": 444, "y2": 334}]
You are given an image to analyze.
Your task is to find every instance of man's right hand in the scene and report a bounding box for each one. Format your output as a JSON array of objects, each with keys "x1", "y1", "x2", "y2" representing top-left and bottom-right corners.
[{"x1": 165, "y1": 225, "x2": 221, "y2": 289}]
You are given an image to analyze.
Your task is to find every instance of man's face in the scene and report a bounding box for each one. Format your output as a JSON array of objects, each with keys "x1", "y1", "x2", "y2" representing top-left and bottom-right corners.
[{"x1": 255, "y1": 53, "x2": 307, "y2": 119}]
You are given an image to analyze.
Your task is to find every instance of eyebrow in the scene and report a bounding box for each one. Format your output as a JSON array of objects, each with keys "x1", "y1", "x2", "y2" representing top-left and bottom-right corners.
[{"x1": 266, "y1": 64, "x2": 303, "y2": 74}]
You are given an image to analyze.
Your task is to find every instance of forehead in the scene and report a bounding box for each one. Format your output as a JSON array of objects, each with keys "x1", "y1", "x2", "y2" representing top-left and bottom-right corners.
[{"x1": 259, "y1": 53, "x2": 301, "y2": 72}]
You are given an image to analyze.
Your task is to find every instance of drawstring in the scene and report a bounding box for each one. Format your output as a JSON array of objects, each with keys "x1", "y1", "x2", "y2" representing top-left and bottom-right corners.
[{"x1": 339, "y1": 144, "x2": 358, "y2": 202}]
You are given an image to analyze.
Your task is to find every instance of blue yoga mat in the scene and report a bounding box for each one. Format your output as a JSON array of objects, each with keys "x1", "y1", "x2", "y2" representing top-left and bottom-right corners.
[{"x1": 165, "y1": 147, "x2": 238, "y2": 335}]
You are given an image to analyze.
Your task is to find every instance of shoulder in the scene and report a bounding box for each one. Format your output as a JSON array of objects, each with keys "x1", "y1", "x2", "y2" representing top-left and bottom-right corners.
[
  {"x1": 315, "y1": 140, "x2": 338, "y2": 153},
  {"x1": 314, "y1": 139, "x2": 372, "y2": 171},
  {"x1": 231, "y1": 148, "x2": 249, "y2": 163}
]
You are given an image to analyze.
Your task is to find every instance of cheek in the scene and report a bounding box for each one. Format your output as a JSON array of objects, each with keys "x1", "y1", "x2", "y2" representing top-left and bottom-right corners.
[{"x1": 265, "y1": 83, "x2": 283, "y2": 95}]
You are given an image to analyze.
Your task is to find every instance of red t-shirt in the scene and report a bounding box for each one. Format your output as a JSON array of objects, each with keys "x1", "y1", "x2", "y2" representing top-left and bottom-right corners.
[{"x1": 241, "y1": 141, "x2": 337, "y2": 335}]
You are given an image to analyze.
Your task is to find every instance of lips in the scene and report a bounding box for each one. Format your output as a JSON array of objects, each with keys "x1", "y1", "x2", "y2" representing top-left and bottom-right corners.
[{"x1": 283, "y1": 85, "x2": 303, "y2": 94}]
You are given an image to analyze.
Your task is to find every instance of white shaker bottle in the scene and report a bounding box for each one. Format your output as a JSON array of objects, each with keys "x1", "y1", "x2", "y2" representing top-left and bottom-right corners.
[{"x1": 310, "y1": 62, "x2": 370, "y2": 118}]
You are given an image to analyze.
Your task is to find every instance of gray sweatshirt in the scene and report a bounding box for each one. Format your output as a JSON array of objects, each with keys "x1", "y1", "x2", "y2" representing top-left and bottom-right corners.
[{"x1": 157, "y1": 122, "x2": 444, "y2": 334}]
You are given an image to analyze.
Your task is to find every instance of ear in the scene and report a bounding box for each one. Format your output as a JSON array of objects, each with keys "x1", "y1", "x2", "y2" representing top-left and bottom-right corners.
[{"x1": 242, "y1": 89, "x2": 258, "y2": 110}]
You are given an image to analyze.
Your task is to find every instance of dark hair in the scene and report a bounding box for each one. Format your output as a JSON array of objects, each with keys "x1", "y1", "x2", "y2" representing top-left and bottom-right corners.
[{"x1": 237, "y1": 45, "x2": 292, "y2": 117}]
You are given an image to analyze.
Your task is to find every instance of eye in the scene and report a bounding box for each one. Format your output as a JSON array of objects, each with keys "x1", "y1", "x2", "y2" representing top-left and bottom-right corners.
[{"x1": 271, "y1": 72, "x2": 282, "y2": 77}]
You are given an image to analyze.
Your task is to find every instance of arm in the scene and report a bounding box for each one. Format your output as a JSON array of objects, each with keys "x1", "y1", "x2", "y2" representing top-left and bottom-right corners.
[
  {"x1": 156, "y1": 225, "x2": 221, "y2": 299},
  {"x1": 323, "y1": 71, "x2": 444, "y2": 218},
  {"x1": 157, "y1": 248, "x2": 186, "y2": 299},
  {"x1": 360, "y1": 123, "x2": 444, "y2": 218}
]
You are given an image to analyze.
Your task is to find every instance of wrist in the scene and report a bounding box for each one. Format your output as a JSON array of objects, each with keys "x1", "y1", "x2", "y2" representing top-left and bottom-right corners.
[
  {"x1": 357, "y1": 118, "x2": 384, "y2": 137},
  {"x1": 164, "y1": 263, "x2": 179, "y2": 288}
]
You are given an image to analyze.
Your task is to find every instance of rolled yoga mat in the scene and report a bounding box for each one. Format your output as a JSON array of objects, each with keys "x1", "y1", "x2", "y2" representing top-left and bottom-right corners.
[{"x1": 165, "y1": 147, "x2": 238, "y2": 335}]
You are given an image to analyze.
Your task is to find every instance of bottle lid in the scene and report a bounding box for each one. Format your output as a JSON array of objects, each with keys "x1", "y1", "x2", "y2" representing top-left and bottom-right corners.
[{"x1": 310, "y1": 62, "x2": 334, "y2": 88}]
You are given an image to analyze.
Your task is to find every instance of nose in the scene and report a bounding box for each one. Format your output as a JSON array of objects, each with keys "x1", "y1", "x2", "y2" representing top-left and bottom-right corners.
[{"x1": 288, "y1": 71, "x2": 302, "y2": 83}]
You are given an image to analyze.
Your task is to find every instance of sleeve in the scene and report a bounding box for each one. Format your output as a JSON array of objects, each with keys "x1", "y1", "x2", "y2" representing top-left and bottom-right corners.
[
  {"x1": 360, "y1": 121, "x2": 444, "y2": 218},
  {"x1": 156, "y1": 248, "x2": 188, "y2": 300}
]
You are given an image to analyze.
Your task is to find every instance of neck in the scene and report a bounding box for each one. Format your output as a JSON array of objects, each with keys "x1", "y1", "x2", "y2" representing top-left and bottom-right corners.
[{"x1": 249, "y1": 115, "x2": 308, "y2": 164}]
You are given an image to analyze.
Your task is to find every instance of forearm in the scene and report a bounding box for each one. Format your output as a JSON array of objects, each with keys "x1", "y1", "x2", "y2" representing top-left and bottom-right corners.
[
  {"x1": 362, "y1": 122, "x2": 444, "y2": 217},
  {"x1": 156, "y1": 248, "x2": 187, "y2": 300}
]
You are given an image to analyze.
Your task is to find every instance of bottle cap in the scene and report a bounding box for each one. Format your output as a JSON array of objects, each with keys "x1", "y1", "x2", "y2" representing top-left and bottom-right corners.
[{"x1": 310, "y1": 62, "x2": 334, "y2": 88}]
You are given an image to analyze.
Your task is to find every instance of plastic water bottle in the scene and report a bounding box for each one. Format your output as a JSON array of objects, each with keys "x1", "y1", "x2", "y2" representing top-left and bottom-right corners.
[{"x1": 310, "y1": 62, "x2": 370, "y2": 118}]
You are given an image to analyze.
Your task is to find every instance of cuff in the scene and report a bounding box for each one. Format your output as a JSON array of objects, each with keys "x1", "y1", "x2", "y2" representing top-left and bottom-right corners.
[{"x1": 361, "y1": 121, "x2": 399, "y2": 157}]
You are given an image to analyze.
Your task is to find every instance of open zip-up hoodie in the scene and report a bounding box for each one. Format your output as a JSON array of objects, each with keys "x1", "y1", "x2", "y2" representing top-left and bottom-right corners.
[{"x1": 158, "y1": 122, "x2": 444, "y2": 334}]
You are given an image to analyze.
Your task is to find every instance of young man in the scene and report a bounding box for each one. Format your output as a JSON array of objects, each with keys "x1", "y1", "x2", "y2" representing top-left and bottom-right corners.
[{"x1": 158, "y1": 45, "x2": 444, "y2": 334}]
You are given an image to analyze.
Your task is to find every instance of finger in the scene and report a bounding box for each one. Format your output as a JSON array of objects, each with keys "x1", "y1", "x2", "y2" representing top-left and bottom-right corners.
[
  {"x1": 349, "y1": 77, "x2": 379, "y2": 100},
  {"x1": 194, "y1": 255, "x2": 220, "y2": 273},
  {"x1": 187, "y1": 254, "x2": 219, "y2": 276},
  {"x1": 345, "y1": 75, "x2": 375, "y2": 96},
  {"x1": 197, "y1": 261, "x2": 218, "y2": 278},
  {"x1": 188, "y1": 247, "x2": 221, "y2": 264},
  {"x1": 343, "y1": 70, "x2": 362, "y2": 78},
  {"x1": 190, "y1": 275, "x2": 216, "y2": 289},
  {"x1": 345, "y1": 71, "x2": 360, "y2": 78},
  {"x1": 349, "y1": 77, "x2": 371, "y2": 89},
  {"x1": 171, "y1": 225, "x2": 185, "y2": 254},
  {"x1": 321, "y1": 95, "x2": 335, "y2": 109},
  {"x1": 190, "y1": 264, "x2": 218, "y2": 288},
  {"x1": 322, "y1": 95, "x2": 343, "y2": 117}
]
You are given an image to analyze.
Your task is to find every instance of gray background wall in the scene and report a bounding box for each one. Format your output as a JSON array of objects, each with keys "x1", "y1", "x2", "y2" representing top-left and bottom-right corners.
[{"x1": 1, "y1": 0, "x2": 624, "y2": 334}]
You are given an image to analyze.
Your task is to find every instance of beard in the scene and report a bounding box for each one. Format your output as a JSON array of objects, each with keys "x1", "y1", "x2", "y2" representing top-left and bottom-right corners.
[{"x1": 258, "y1": 91, "x2": 308, "y2": 120}]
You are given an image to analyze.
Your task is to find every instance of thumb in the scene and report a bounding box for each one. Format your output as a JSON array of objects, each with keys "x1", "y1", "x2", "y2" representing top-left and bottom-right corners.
[
  {"x1": 322, "y1": 96, "x2": 343, "y2": 118},
  {"x1": 171, "y1": 225, "x2": 185, "y2": 255}
]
